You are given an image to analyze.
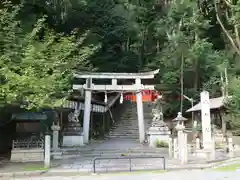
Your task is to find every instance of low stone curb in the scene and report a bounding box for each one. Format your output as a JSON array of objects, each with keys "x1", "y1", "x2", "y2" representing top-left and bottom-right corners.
[
  {"x1": 210, "y1": 157, "x2": 240, "y2": 169},
  {"x1": 0, "y1": 170, "x2": 49, "y2": 178},
  {"x1": 0, "y1": 157, "x2": 240, "y2": 178}
]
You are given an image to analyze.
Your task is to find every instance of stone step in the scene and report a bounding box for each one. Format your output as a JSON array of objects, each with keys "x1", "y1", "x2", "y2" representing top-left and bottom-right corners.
[
  {"x1": 61, "y1": 147, "x2": 167, "y2": 152},
  {"x1": 111, "y1": 126, "x2": 138, "y2": 129},
  {"x1": 61, "y1": 150, "x2": 168, "y2": 158},
  {"x1": 110, "y1": 130, "x2": 138, "y2": 132},
  {"x1": 62, "y1": 150, "x2": 167, "y2": 156},
  {"x1": 111, "y1": 127, "x2": 138, "y2": 130},
  {"x1": 110, "y1": 128, "x2": 150, "y2": 132},
  {"x1": 54, "y1": 158, "x2": 184, "y2": 173},
  {"x1": 108, "y1": 133, "x2": 139, "y2": 136},
  {"x1": 59, "y1": 153, "x2": 167, "y2": 160},
  {"x1": 116, "y1": 119, "x2": 138, "y2": 121},
  {"x1": 106, "y1": 135, "x2": 139, "y2": 139},
  {"x1": 107, "y1": 102, "x2": 153, "y2": 141},
  {"x1": 108, "y1": 135, "x2": 139, "y2": 138},
  {"x1": 113, "y1": 123, "x2": 151, "y2": 127},
  {"x1": 59, "y1": 161, "x2": 168, "y2": 172},
  {"x1": 109, "y1": 131, "x2": 145, "y2": 134},
  {"x1": 109, "y1": 130, "x2": 139, "y2": 133},
  {"x1": 109, "y1": 131, "x2": 139, "y2": 134},
  {"x1": 108, "y1": 133, "x2": 139, "y2": 135},
  {"x1": 109, "y1": 131, "x2": 139, "y2": 133},
  {"x1": 114, "y1": 122, "x2": 137, "y2": 124}
]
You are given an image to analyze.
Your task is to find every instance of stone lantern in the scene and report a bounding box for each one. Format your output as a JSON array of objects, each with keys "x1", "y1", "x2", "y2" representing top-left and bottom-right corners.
[
  {"x1": 173, "y1": 112, "x2": 188, "y2": 164},
  {"x1": 172, "y1": 112, "x2": 188, "y2": 127}
]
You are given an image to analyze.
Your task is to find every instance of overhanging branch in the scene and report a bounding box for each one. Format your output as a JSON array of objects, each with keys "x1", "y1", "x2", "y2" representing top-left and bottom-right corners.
[{"x1": 214, "y1": 0, "x2": 240, "y2": 55}]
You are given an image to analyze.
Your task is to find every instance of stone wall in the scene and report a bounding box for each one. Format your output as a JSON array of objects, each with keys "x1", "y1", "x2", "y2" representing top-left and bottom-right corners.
[{"x1": 10, "y1": 148, "x2": 44, "y2": 162}]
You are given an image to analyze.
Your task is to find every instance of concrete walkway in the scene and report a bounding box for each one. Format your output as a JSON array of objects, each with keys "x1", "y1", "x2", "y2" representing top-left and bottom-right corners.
[
  {"x1": 1, "y1": 157, "x2": 240, "y2": 178},
  {"x1": 6, "y1": 169, "x2": 240, "y2": 180}
]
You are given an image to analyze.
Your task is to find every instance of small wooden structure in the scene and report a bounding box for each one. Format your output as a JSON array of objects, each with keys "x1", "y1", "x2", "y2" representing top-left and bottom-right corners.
[
  {"x1": 10, "y1": 112, "x2": 47, "y2": 162},
  {"x1": 186, "y1": 96, "x2": 232, "y2": 133}
]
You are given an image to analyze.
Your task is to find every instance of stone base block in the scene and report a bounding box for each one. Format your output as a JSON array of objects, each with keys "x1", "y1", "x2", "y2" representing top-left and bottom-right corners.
[
  {"x1": 11, "y1": 148, "x2": 44, "y2": 162},
  {"x1": 193, "y1": 149, "x2": 215, "y2": 160},
  {"x1": 62, "y1": 135, "x2": 84, "y2": 147},
  {"x1": 51, "y1": 151, "x2": 63, "y2": 160},
  {"x1": 148, "y1": 131, "x2": 170, "y2": 148}
]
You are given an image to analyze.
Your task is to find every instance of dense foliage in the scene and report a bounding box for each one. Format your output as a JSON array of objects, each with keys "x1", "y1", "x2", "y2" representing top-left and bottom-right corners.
[{"x1": 1, "y1": 0, "x2": 240, "y2": 119}]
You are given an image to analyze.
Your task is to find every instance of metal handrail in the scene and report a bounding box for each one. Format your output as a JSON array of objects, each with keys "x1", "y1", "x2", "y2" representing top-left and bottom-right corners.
[{"x1": 93, "y1": 156, "x2": 166, "y2": 173}]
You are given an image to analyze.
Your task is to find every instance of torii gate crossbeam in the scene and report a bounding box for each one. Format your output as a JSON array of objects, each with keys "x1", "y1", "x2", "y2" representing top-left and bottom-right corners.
[{"x1": 73, "y1": 69, "x2": 159, "y2": 144}]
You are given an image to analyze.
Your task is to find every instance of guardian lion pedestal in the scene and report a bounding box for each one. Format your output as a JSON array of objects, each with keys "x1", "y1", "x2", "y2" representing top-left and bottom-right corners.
[
  {"x1": 147, "y1": 107, "x2": 170, "y2": 148},
  {"x1": 62, "y1": 112, "x2": 84, "y2": 147}
]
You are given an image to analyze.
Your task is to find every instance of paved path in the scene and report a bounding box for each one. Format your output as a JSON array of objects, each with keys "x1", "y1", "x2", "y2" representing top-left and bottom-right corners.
[{"x1": 11, "y1": 170, "x2": 240, "y2": 180}]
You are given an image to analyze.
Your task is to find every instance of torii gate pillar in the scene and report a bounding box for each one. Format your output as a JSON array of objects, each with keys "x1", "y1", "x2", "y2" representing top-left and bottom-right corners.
[
  {"x1": 83, "y1": 78, "x2": 92, "y2": 144},
  {"x1": 135, "y1": 78, "x2": 145, "y2": 143}
]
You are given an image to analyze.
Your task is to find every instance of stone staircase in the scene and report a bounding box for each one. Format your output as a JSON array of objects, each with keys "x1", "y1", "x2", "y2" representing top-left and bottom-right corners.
[
  {"x1": 107, "y1": 102, "x2": 153, "y2": 140},
  {"x1": 54, "y1": 101, "x2": 172, "y2": 172}
]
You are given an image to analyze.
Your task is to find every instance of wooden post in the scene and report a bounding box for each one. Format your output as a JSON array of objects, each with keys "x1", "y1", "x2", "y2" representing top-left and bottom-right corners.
[
  {"x1": 83, "y1": 78, "x2": 92, "y2": 144},
  {"x1": 135, "y1": 78, "x2": 145, "y2": 143}
]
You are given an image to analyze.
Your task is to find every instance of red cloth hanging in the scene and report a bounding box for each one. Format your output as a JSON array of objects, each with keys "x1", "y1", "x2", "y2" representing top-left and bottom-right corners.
[{"x1": 123, "y1": 90, "x2": 162, "y2": 102}]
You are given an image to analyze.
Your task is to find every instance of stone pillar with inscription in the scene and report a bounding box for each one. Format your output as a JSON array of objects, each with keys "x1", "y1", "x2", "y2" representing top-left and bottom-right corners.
[
  {"x1": 200, "y1": 91, "x2": 212, "y2": 150},
  {"x1": 51, "y1": 124, "x2": 60, "y2": 151},
  {"x1": 44, "y1": 134, "x2": 51, "y2": 168},
  {"x1": 228, "y1": 137, "x2": 234, "y2": 158}
]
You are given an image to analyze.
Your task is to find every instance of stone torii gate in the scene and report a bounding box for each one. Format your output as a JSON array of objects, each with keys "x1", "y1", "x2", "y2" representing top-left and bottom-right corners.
[{"x1": 73, "y1": 70, "x2": 159, "y2": 144}]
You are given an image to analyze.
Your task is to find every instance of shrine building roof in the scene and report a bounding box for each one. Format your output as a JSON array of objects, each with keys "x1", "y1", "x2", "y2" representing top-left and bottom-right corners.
[{"x1": 186, "y1": 96, "x2": 232, "y2": 112}]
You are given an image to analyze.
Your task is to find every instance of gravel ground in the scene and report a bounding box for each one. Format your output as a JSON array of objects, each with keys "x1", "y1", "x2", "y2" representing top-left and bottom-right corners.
[{"x1": 11, "y1": 170, "x2": 240, "y2": 180}]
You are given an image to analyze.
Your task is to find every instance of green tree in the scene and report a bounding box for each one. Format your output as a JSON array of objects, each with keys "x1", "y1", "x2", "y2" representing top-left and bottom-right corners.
[{"x1": 0, "y1": 2, "x2": 99, "y2": 109}]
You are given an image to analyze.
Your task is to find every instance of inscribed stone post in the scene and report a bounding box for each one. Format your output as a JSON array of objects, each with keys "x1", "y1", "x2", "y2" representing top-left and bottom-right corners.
[
  {"x1": 51, "y1": 125, "x2": 60, "y2": 151},
  {"x1": 200, "y1": 91, "x2": 212, "y2": 149},
  {"x1": 196, "y1": 138, "x2": 200, "y2": 149},
  {"x1": 44, "y1": 135, "x2": 51, "y2": 168},
  {"x1": 182, "y1": 132, "x2": 188, "y2": 164},
  {"x1": 173, "y1": 138, "x2": 178, "y2": 159},
  {"x1": 210, "y1": 136, "x2": 216, "y2": 161},
  {"x1": 168, "y1": 137, "x2": 173, "y2": 158},
  {"x1": 228, "y1": 137, "x2": 234, "y2": 158},
  {"x1": 176, "y1": 126, "x2": 184, "y2": 162}
]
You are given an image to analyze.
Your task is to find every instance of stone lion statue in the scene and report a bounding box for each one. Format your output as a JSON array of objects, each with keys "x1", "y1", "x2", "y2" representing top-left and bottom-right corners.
[
  {"x1": 152, "y1": 108, "x2": 163, "y2": 122},
  {"x1": 68, "y1": 111, "x2": 80, "y2": 123}
]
